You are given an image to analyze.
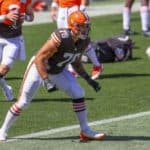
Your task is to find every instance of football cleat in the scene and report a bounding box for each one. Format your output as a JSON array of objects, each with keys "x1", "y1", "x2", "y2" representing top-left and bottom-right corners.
[
  {"x1": 142, "y1": 30, "x2": 150, "y2": 37},
  {"x1": 0, "y1": 129, "x2": 7, "y2": 141},
  {"x1": 3, "y1": 85, "x2": 14, "y2": 101},
  {"x1": 91, "y1": 65, "x2": 103, "y2": 80},
  {"x1": 123, "y1": 29, "x2": 137, "y2": 35},
  {"x1": 80, "y1": 128, "x2": 106, "y2": 141}
]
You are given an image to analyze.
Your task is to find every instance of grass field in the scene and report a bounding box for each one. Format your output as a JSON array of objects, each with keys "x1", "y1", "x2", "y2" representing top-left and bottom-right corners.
[{"x1": 0, "y1": 10, "x2": 150, "y2": 150}]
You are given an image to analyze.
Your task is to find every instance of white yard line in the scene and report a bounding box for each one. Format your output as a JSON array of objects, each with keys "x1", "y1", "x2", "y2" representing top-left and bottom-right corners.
[{"x1": 6, "y1": 111, "x2": 150, "y2": 142}]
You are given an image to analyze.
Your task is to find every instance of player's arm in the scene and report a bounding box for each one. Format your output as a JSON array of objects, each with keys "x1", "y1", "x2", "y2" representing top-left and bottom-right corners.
[
  {"x1": 72, "y1": 58, "x2": 101, "y2": 92},
  {"x1": 81, "y1": 0, "x2": 89, "y2": 6},
  {"x1": 0, "y1": 12, "x2": 19, "y2": 23},
  {"x1": 80, "y1": 0, "x2": 89, "y2": 11},
  {"x1": 50, "y1": 0, "x2": 58, "y2": 21},
  {"x1": 34, "y1": 36, "x2": 58, "y2": 79},
  {"x1": 72, "y1": 58, "x2": 88, "y2": 79},
  {"x1": 25, "y1": 3, "x2": 34, "y2": 22}
]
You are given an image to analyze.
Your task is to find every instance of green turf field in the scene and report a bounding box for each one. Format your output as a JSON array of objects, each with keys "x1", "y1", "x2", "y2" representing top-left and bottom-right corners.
[{"x1": 0, "y1": 11, "x2": 150, "y2": 150}]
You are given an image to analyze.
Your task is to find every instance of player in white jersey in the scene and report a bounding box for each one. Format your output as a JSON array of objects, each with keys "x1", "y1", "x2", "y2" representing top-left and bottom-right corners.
[{"x1": 123, "y1": 0, "x2": 150, "y2": 36}]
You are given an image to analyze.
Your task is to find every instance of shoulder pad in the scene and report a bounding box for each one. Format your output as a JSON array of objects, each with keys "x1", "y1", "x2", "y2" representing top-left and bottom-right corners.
[{"x1": 57, "y1": 29, "x2": 70, "y2": 39}]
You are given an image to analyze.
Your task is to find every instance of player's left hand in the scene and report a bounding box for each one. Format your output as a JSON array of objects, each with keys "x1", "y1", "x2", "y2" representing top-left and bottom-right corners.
[{"x1": 87, "y1": 78, "x2": 101, "y2": 92}]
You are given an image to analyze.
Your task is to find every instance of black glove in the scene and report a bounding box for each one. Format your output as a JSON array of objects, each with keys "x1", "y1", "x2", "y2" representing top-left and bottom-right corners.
[
  {"x1": 87, "y1": 78, "x2": 101, "y2": 92},
  {"x1": 43, "y1": 78, "x2": 55, "y2": 92}
]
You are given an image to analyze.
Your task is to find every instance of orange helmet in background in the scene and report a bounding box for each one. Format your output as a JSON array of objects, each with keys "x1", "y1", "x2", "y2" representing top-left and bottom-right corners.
[{"x1": 68, "y1": 10, "x2": 90, "y2": 39}]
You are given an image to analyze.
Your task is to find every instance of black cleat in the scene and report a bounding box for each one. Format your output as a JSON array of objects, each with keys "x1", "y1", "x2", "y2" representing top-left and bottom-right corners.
[{"x1": 123, "y1": 29, "x2": 138, "y2": 35}]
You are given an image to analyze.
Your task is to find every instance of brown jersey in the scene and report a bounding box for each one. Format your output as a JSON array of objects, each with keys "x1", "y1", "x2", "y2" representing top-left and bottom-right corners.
[{"x1": 46, "y1": 28, "x2": 90, "y2": 74}]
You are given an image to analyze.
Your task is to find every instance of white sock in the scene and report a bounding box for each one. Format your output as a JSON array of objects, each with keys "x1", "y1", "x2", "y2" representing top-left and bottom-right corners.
[
  {"x1": 76, "y1": 110, "x2": 89, "y2": 131},
  {"x1": 123, "y1": 7, "x2": 131, "y2": 30},
  {"x1": 86, "y1": 47, "x2": 100, "y2": 66},
  {"x1": 0, "y1": 111, "x2": 18, "y2": 134},
  {"x1": 140, "y1": 6, "x2": 149, "y2": 31}
]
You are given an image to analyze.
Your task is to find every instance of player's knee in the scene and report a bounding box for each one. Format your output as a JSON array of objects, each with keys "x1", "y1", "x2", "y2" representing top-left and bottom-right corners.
[
  {"x1": 0, "y1": 64, "x2": 10, "y2": 76},
  {"x1": 16, "y1": 92, "x2": 32, "y2": 109},
  {"x1": 72, "y1": 98, "x2": 86, "y2": 112}
]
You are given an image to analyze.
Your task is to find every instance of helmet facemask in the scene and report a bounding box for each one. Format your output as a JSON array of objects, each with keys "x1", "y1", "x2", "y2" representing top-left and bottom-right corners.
[{"x1": 75, "y1": 23, "x2": 90, "y2": 39}]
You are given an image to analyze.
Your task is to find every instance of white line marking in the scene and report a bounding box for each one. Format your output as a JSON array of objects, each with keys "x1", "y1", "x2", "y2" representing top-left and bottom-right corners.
[{"x1": 6, "y1": 111, "x2": 150, "y2": 142}]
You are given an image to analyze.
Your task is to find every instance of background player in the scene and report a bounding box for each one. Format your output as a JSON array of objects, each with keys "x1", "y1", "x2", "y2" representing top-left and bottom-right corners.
[
  {"x1": 122, "y1": 0, "x2": 150, "y2": 36},
  {"x1": 0, "y1": 0, "x2": 34, "y2": 101}
]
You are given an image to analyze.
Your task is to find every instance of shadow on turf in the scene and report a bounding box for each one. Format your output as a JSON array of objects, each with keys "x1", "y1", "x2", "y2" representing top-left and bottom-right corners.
[
  {"x1": 11, "y1": 135, "x2": 150, "y2": 142},
  {"x1": 103, "y1": 135, "x2": 150, "y2": 141},
  {"x1": 10, "y1": 136, "x2": 84, "y2": 143},
  {"x1": 99, "y1": 73, "x2": 150, "y2": 80},
  {"x1": 5, "y1": 77, "x2": 23, "y2": 80},
  {"x1": 32, "y1": 97, "x2": 95, "y2": 102}
]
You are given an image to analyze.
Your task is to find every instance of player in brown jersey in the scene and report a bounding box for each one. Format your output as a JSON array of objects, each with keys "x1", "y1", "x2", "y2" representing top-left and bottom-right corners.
[
  {"x1": 50, "y1": 0, "x2": 103, "y2": 80},
  {"x1": 0, "y1": 10, "x2": 106, "y2": 141},
  {"x1": 0, "y1": 0, "x2": 34, "y2": 101}
]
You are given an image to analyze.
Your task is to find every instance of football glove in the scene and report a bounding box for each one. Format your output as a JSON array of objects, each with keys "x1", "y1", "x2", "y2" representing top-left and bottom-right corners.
[
  {"x1": 87, "y1": 78, "x2": 101, "y2": 92},
  {"x1": 43, "y1": 78, "x2": 55, "y2": 92}
]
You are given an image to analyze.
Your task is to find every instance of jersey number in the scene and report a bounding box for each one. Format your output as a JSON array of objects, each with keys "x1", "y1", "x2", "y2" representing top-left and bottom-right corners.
[{"x1": 57, "y1": 53, "x2": 81, "y2": 67}]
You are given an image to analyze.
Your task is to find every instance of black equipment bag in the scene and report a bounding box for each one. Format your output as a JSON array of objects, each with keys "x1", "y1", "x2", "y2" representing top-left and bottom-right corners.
[{"x1": 93, "y1": 35, "x2": 134, "y2": 63}]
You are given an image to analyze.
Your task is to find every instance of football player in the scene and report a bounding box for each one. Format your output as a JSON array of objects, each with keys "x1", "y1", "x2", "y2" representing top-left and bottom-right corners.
[
  {"x1": 0, "y1": 0, "x2": 34, "y2": 101},
  {"x1": 123, "y1": 0, "x2": 150, "y2": 36},
  {"x1": 50, "y1": 0, "x2": 103, "y2": 81},
  {"x1": 0, "y1": 10, "x2": 106, "y2": 141}
]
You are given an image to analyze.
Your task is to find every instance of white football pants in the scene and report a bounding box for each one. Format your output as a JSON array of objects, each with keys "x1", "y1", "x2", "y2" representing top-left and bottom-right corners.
[
  {"x1": 15, "y1": 57, "x2": 85, "y2": 109},
  {"x1": 0, "y1": 35, "x2": 26, "y2": 68}
]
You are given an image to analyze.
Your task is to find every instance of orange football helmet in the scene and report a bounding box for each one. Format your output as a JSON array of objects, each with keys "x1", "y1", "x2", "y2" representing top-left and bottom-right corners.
[{"x1": 68, "y1": 10, "x2": 90, "y2": 39}]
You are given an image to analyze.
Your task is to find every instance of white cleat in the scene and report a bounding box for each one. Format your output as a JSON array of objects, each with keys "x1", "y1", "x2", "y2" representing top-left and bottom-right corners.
[
  {"x1": 80, "y1": 128, "x2": 106, "y2": 141},
  {"x1": 0, "y1": 130, "x2": 7, "y2": 141},
  {"x1": 3, "y1": 85, "x2": 14, "y2": 101}
]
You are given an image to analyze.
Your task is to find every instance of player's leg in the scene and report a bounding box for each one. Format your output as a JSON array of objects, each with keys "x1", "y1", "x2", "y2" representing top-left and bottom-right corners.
[
  {"x1": 48, "y1": 69, "x2": 106, "y2": 140},
  {"x1": 123, "y1": 0, "x2": 137, "y2": 35},
  {"x1": 0, "y1": 58, "x2": 42, "y2": 141},
  {"x1": 0, "y1": 39, "x2": 17, "y2": 101},
  {"x1": 140, "y1": 0, "x2": 150, "y2": 36}
]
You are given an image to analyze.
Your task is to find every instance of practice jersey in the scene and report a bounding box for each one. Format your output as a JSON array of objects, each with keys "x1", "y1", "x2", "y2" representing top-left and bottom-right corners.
[
  {"x1": 0, "y1": 0, "x2": 31, "y2": 38},
  {"x1": 57, "y1": 0, "x2": 81, "y2": 7},
  {"x1": 46, "y1": 28, "x2": 90, "y2": 74}
]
